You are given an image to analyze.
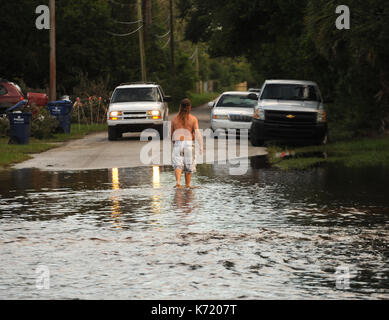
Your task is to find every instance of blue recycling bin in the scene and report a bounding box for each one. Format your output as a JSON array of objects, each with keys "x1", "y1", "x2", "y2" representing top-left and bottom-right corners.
[
  {"x1": 6, "y1": 100, "x2": 32, "y2": 145},
  {"x1": 47, "y1": 100, "x2": 73, "y2": 134}
]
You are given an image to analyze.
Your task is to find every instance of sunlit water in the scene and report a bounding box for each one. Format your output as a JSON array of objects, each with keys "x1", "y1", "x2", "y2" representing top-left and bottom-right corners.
[{"x1": 0, "y1": 159, "x2": 388, "y2": 299}]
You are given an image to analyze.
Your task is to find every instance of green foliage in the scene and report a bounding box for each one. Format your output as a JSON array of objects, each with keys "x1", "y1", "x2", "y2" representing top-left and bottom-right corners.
[
  {"x1": 0, "y1": 117, "x2": 10, "y2": 138},
  {"x1": 188, "y1": 92, "x2": 220, "y2": 107},
  {"x1": 30, "y1": 108, "x2": 59, "y2": 139},
  {"x1": 1, "y1": 0, "x2": 254, "y2": 111},
  {"x1": 178, "y1": 0, "x2": 389, "y2": 136}
]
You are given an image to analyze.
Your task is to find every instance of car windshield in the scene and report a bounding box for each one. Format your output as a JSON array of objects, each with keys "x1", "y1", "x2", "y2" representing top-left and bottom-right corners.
[
  {"x1": 111, "y1": 87, "x2": 161, "y2": 103},
  {"x1": 261, "y1": 84, "x2": 321, "y2": 102},
  {"x1": 216, "y1": 94, "x2": 257, "y2": 108}
]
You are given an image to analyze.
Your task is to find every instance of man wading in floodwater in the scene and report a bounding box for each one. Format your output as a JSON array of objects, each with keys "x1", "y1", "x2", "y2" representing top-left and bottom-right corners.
[{"x1": 171, "y1": 98, "x2": 203, "y2": 188}]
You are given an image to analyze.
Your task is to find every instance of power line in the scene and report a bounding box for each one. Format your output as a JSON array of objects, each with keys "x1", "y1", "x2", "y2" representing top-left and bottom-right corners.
[
  {"x1": 161, "y1": 38, "x2": 170, "y2": 49},
  {"x1": 107, "y1": 0, "x2": 136, "y2": 7},
  {"x1": 156, "y1": 30, "x2": 170, "y2": 39},
  {"x1": 189, "y1": 47, "x2": 198, "y2": 63},
  {"x1": 113, "y1": 19, "x2": 142, "y2": 25},
  {"x1": 107, "y1": 24, "x2": 143, "y2": 37}
]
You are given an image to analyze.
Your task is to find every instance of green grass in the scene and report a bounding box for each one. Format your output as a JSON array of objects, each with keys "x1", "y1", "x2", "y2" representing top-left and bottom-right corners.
[
  {"x1": 0, "y1": 124, "x2": 107, "y2": 168},
  {"x1": 47, "y1": 123, "x2": 107, "y2": 142},
  {"x1": 267, "y1": 137, "x2": 389, "y2": 170}
]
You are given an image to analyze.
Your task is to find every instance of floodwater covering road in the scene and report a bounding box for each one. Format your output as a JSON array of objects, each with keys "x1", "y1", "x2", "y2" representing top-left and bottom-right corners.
[
  {"x1": 0, "y1": 161, "x2": 388, "y2": 299},
  {"x1": 1, "y1": 103, "x2": 388, "y2": 300}
]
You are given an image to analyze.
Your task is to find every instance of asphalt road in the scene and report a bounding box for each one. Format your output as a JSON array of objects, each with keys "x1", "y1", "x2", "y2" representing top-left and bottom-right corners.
[{"x1": 14, "y1": 103, "x2": 267, "y2": 171}]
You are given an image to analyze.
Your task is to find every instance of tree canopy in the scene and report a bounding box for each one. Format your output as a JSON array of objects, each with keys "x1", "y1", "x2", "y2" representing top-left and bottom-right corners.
[{"x1": 179, "y1": 0, "x2": 389, "y2": 134}]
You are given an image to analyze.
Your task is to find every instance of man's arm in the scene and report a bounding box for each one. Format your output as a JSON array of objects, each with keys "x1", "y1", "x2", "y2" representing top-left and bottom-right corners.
[
  {"x1": 170, "y1": 119, "x2": 175, "y2": 142},
  {"x1": 194, "y1": 118, "x2": 203, "y2": 154}
]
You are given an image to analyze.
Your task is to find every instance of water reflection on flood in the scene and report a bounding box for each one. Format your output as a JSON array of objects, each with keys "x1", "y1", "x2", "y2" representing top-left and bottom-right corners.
[
  {"x1": 110, "y1": 168, "x2": 122, "y2": 229},
  {"x1": 0, "y1": 159, "x2": 388, "y2": 299}
]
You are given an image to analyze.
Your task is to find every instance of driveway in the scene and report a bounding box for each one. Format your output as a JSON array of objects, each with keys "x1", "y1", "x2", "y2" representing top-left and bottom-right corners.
[{"x1": 13, "y1": 103, "x2": 267, "y2": 171}]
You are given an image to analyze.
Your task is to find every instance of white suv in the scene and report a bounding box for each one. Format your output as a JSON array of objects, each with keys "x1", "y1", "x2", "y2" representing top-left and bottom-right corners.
[{"x1": 107, "y1": 83, "x2": 171, "y2": 140}]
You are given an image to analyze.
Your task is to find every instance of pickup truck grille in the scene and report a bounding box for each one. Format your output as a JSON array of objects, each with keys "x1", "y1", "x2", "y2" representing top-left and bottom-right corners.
[
  {"x1": 265, "y1": 110, "x2": 317, "y2": 124},
  {"x1": 123, "y1": 111, "x2": 148, "y2": 120},
  {"x1": 229, "y1": 114, "x2": 252, "y2": 122}
]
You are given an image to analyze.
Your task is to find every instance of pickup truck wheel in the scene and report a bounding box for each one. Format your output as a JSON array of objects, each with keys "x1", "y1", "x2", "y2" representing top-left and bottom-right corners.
[
  {"x1": 108, "y1": 126, "x2": 119, "y2": 141},
  {"x1": 157, "y1": 125, "x2": 164, "y2": 140},
  {"x1": 250, "y1": 134, "x2": 264, "y2": 147}
]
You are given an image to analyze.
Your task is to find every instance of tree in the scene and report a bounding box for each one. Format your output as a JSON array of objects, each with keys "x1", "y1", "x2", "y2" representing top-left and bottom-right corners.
[{"x1": 178, "y1": 0, "x2": 389, "y2": 134}]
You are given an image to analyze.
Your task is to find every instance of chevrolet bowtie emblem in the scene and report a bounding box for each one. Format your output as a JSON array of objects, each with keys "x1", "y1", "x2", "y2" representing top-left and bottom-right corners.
[{"x1": 286, "y1": 114, "x2": 295, "y2": 119}]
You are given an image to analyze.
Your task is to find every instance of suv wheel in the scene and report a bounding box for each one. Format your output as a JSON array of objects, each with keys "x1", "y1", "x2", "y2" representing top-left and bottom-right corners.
[
  {"x1": 108, "y1": 126, "x2": 119, "y2": 141},
  {"x1": 250, "y1": 134, "x2": 264, "y2": 147}
]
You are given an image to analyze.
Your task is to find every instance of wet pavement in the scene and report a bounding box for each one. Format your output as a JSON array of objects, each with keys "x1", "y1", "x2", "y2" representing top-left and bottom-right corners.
[
  {"x1": 0, "y1": 160, "x2": 388, "y2": 299},
  {"x1": 13, "y1": 103, "x2": 267, "y2": 171}
]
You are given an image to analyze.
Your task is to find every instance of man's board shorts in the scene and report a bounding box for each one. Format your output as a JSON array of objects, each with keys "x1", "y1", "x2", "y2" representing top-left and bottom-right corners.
[{"x1": 172, "y1": 140, "x2": 196, "y2": 173}]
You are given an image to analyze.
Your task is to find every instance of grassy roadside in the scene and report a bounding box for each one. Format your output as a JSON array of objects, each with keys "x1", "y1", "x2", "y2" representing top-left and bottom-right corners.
[
  {"x1": 0, "y1": 124, "x2": 107, "y2": 168},
  {"x1": 267, "y1": 137, "x2": 389, "y2": 170}
]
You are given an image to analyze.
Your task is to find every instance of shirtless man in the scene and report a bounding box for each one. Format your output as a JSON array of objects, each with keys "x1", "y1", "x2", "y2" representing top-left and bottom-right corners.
[{"x1": 170, "y1": 98, "x2": 203, "y2": 188}]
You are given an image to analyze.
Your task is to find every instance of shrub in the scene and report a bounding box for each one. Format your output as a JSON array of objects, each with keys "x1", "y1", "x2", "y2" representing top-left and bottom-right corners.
[
  {"x1": 30, "y1": 107, "x2": 59, "y2": 139},
  {"x1": 0, "y1": 116, "x2": 10, "y2": 138}
]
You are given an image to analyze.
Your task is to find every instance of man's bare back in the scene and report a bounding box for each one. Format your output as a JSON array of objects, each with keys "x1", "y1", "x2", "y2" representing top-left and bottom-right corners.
[{"x1": 171, "y1": 114, "x2": 199, "y2": 142}]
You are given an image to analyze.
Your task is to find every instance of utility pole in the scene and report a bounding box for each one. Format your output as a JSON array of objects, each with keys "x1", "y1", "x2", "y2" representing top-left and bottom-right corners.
[
  {"x1": 137, "y1": 0, "x2": 147, "y2": 82},
  {"x1": 169, "y1": 0, "x2": 175, "y2": 77},
  {"x1": 49, "y1": 0, "x2": 56, "y2": 101},
  {"x1": 144, "y1": 0, "x2": 152, "y2": 41}
]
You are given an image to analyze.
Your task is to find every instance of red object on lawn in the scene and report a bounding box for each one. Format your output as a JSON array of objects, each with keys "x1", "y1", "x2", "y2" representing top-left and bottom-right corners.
[
  {"x1": 1, "y1": 78, "x2": 49, "y2": 114},
  {"x1": 27, "y1": 92, "x2": 48, "y2": 107}
]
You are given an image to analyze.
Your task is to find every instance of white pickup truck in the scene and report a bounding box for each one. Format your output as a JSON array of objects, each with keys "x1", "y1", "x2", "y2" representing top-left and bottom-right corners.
[
  {"x1": 250, "y1": 80, "x2": 329, "y2": 146},
  {"x1": 107, "y1": 83, "x2": 171, "y2": 140}
]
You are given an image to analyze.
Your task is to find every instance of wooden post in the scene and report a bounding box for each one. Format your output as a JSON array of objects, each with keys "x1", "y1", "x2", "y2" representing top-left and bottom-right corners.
[
  {"x1": 49, "y1": 0, "x2": 56, "y2": 101},
  {"x1": 137, "y1": 0, "x2": 147, "y2": 82},
  {"x1": 144, "y1": 0, "x2": 152, "y2": 41}
]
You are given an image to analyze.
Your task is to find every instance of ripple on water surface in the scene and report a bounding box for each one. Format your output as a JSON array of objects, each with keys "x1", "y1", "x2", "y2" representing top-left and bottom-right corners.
[{"x1": 0, "y1": 163, "x2": 388, "y2": 299}]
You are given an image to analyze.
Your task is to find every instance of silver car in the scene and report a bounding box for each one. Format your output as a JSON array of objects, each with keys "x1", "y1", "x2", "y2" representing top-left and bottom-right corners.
[{"x1": 209, "y1": 91, "x2": 258, "y2": 135}]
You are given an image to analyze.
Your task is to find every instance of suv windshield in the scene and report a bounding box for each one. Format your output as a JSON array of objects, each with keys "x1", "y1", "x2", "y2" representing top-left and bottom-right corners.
[
  {"x1": 111, "y1": 87, "x2": 161, "y2": 103},
  {"x1": 261, "y1": 84, "x2": 321, "y2": 102},
  {"x1": 216, "y1": 94, "x2": 257, "y2": 108}
]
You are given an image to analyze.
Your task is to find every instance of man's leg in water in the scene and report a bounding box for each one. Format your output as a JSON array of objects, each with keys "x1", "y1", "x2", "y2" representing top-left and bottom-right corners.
[
  {"x1": 175, "y1": 169, "x2": 183, "y2": 187},
  {"x1": 185, "y1": 173, "x2": 192, "y2": 187}
]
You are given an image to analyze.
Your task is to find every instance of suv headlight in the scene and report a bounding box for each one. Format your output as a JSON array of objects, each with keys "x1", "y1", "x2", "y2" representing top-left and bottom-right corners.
[
  {"x1": 254, "y1": 108, "x2": 265, "y2": 120},
  {"x1": 109, "y1": 111, "x2": 122, "y2": 120},
  {"x1": 317, "y1": 110, "x2": 327, "y2": 123},
  {"x1": 148, "y1": 110, "x2": 161, "y2": 119}
]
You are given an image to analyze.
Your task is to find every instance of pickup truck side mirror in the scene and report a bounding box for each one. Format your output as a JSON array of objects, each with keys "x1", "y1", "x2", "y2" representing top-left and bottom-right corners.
[
  {"x1": 164, "y1": 96, "x2": 172, "y2": 102},
  {"x1": 208, "y1": 101, "x2": 215, "y2": 108}
]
